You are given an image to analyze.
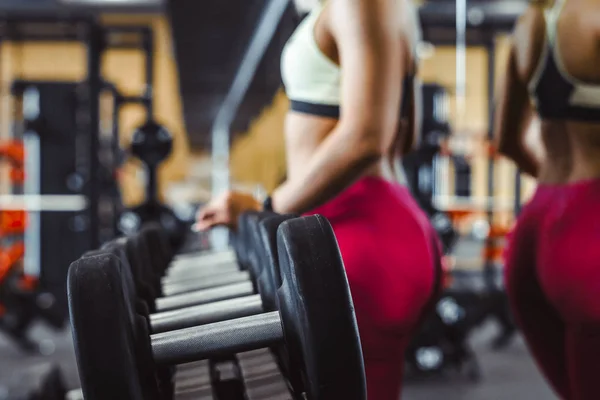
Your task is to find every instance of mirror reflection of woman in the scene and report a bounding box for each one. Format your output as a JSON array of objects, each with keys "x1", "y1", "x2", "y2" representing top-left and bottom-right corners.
[
  {"x1": 496, "y1": 0, "x2": 600, "y2": 398},
  {"x1": 197, "y1": 1, "x2": 442, "y2": 397}
]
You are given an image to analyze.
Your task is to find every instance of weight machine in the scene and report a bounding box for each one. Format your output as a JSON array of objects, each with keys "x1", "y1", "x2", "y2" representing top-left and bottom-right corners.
[{"x1": 0, "y1": 15, "x2": 162, "y2": 349}]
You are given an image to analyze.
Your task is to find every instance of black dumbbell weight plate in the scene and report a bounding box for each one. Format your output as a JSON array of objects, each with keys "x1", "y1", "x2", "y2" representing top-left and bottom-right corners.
[
  {"x1": 120, "y1": 202, "x2": 186, "y2": 250},
  {"x1": 276, "y1": 215, "x2": 366, "y2": 398},
  {"x1": 130, "y1": 120, "x2": 173, "y2": 166},
  {"x1": 68, "y1": 255, "x2": 148, "y2": 400}
]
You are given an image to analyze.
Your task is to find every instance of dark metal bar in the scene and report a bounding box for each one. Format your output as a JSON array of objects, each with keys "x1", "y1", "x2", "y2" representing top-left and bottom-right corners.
[
  {"x1": 0, "y1": 19, "x2": 152, "y2": 51},
  {"x1": 85, "y1": 21, "x2": 103, "y2": 249},
  {"x1": 0, "y1": 2, "x2": 163, "y2": 15},
  {"x1": 514, "y1": 168, "x2": 522, "y2": 216},
  {"x1": 146, "y1": 164, "x2": 157, "y2": 202},
  {"x1": 162, "y1": 262, "x2": 238, "y2": 284},
  {"x1": 105, "y1": 25, "x2": 153, "y2": 34},
  {"x1": 151, "y1": 312, "x2": 283, "y2": 365},
  {"x1": 155, "y1": 281, "x2": 255, "y2": 312},
  {"x1": 149, "y1": 295, "x2": 263, "y2": 334},
  {"x1": 162, "y1": 271, "x2": 251, "y2": 297},
  {"x1": 103, "y1": 43, "x2": 146, "y2": 50},
  {"x1": 119, "y1": 95, "x2": 148, "y2": 104},
  {"x1": 418, "y1": 1, "x2": 525, "y2": 30},
  {"x1": 143, "y1": 27, "x2": 154, "y2": 118},
  {"x1": 111, "y1": 96, "x2": 121, "y2": 178},
  {"x1": 0, "y1": 15, "x2": 95, "y2": 24},
  {"x1": 104, "y1": 26, "x2": 150, "y2": 50}
]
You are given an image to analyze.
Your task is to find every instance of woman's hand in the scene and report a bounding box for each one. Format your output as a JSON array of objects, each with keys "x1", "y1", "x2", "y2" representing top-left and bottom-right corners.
[{"x1": 194, "y1": 190, "x2": 261, "y2": 231}]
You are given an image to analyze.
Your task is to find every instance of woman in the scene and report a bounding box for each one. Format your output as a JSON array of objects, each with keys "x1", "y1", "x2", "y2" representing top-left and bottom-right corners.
[
  {"x1": 197, "y1": 0, "x2": 440, "y2": 397},
  {"x1": 495, "y1": 0, "x2": 600, "y2": 398}
]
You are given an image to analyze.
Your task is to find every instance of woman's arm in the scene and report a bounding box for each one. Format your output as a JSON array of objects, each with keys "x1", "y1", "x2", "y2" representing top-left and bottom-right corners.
[
  {"x1": 272, "y1": 0, "x2": 404, "y2": 214},
  {"x1": 493, "y1": 43, "x2": 540, "y2": 177}
]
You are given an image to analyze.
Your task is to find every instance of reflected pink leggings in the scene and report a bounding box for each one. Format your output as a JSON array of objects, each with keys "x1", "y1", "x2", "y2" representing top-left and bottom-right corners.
[
  {"x1": 504, "y1": 180, "x2": 600, "y2": 400},
  {"x1": 306, "y1": 177, "x2": 441, "y2": 399}
]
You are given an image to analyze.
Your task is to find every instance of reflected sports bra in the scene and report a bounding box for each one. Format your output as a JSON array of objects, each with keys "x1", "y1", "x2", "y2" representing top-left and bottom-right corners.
[
  {"x1": 281, "y1": 2, "x2": 418, "y2": 119},
  {"x1": 528, "y1": 0, "x2": 600, "y2": 121}
]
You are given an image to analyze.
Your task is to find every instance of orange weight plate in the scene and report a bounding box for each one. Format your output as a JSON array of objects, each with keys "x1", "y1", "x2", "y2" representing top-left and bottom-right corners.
[{"x1": 0, "y1": 210, "x2": 27, "y2": 235}]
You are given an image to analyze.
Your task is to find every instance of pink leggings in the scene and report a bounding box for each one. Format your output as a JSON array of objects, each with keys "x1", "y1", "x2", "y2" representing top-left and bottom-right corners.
[
  {"x1": 306, "y1": 177, "x2": 441, "y2": 399},
  {"x1": 504, "y1": 180, "x2": 600, "y2": 400}
]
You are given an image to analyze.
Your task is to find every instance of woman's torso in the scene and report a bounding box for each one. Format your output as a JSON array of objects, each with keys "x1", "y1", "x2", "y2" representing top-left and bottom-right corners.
[
  {"x1": 515, "y1": 0, "x2": 600, "y2": 184},
  {"x1": 281, "y1": 0, "x2": 419, "y2": 183}
]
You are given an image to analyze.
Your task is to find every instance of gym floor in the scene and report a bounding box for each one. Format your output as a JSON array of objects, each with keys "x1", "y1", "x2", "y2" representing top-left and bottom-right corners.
[{"x1": 0, "y1": 320, "x2": 557, "y2": 399}]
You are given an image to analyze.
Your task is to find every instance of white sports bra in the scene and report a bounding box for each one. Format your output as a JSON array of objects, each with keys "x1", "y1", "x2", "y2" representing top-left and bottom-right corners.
[
  {"x1": 281, "y1": 1, "x2": 421, "y2": 119},
  {"x1": 281, "y1": 2, "x2": 341, "y2": 118},
  {"x1": 528, "y1": 0, "x2": 600, "y2": 121}
]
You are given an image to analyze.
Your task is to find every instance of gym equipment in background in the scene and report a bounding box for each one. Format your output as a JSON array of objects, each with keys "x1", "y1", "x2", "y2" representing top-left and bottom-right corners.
[
  {"x1": 118, "y1": 119, "x2": 187, "y2": 249},
  {"x1": 0, "y1": 21, "x2": 159, "y2": 316},
  {"x1": 403, "y1": 83, "x2": 459, "y2": 255}
]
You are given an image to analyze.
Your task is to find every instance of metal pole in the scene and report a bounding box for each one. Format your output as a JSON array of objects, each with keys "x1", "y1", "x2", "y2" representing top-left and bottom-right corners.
[
  {"x1": 210, "y1": 0, "x2": 290, "y2": 250},
  {"x1": 485, "y1": 37, "x2": 496, "y2": 290},
  {"x1": 112, "y1": 96, "x2": 121, "y2": 171},
  {"x1": 85, "y1": 21, "x2": 103, "y2": 249},
  {"x1": 143, "y1": 27, "x2": 154, "y2": 119},
  {"x1": 455, "y1": 0, "x2": 467, "y2": 128},
  {"x1": 514, "y1": 169, "x2": 522, "y2": 216}
]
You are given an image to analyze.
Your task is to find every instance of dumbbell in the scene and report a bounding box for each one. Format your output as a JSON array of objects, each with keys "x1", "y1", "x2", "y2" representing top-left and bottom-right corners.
[
  {"x1": 160, "y1": 231, "x2": 251, "y2": 284},
  {"x1": 102, "y1": 215, "x2": 313, "y2": 397},
  {"x1": 69, "y1": 215, "x2": 366, "y2": 400},
  {"x1": 139, "y1": 221, "x2": 242, "y2": 279},
  {"x1": 79, "y1": 242, "x2": 248, "y2": 400},
  {"x1": 149, "y1": 213, "x2": 296, "y2": 333},
  {"x1": 132, "y1": 223, "x2": 239, "y2": 285},
  {"x1": 92, "y1": 224, "x2": 259, "y2": 397},
  {"x1": 79, "y1": 219, "x2": 275, "y2": 399},
  {"x1": 99, "y1": 213, "x2": 292, "y2": 334},
  {"x1": 137, "y1": 222, "x2": 240, "y2": 279},
  {"x1": 117, "y1": 213, "x2": 283, "y2": 312},
  {"x1": 132, "y1": 219, "x2": 257, "y2": 295},
  {"x1": 161, "y1": 213, "x2": 273, "y2": 281},
  {"x1": 101, "y1": 232, "x2": 241, "y2": 308}
]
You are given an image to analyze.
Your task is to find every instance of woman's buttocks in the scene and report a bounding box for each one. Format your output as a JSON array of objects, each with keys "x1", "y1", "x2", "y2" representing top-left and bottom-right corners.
[{"x1": 306, "y1": 177, "x2": 436, "y2": 330}]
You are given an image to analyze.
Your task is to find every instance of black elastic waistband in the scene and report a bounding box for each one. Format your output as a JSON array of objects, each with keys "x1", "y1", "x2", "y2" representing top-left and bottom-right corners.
[{"x1": 290, "y1": 100, "x2": 340, "y2": 119}]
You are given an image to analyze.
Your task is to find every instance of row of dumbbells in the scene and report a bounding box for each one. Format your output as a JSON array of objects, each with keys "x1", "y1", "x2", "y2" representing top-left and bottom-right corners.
[{"x1": 67, "y1": 212, "x2": 367, "y2": 400}]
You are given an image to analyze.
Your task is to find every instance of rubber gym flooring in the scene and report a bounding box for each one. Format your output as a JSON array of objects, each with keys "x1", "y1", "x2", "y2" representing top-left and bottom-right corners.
[{"x1": 0, "y1": 238, "x2": 559, "y2": 399}]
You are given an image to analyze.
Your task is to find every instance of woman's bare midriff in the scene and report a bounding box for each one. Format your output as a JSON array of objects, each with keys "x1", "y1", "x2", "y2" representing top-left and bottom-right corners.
[
  {"x1": 533, "y1": 121, "x2": 600, "y2": 185},
  {"x1": 284, "y1": 111, "x2": 391, "y2": 184}
]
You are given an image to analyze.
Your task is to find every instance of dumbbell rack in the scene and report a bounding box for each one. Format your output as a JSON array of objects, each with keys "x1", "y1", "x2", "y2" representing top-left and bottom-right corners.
[
  {"x1": 172, "y1": 349, "x2": 291, "y2": 399},
  {"x1": 155, "y1": 244, "x2": 294, "y2": 400}
]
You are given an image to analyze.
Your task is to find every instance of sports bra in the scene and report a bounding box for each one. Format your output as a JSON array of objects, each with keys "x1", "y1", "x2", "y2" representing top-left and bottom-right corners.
[
  {"x1": 528, "y1": 0, "x2": 600, "y2": 121},
  {"x1": 281, "y1": 1, "x2": 417, "y2": 119}
]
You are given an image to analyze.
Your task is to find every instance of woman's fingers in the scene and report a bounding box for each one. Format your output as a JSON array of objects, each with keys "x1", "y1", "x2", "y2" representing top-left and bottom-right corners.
[{"x1": 193, "y1": 205, "x2": 234, "y2": 231}]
